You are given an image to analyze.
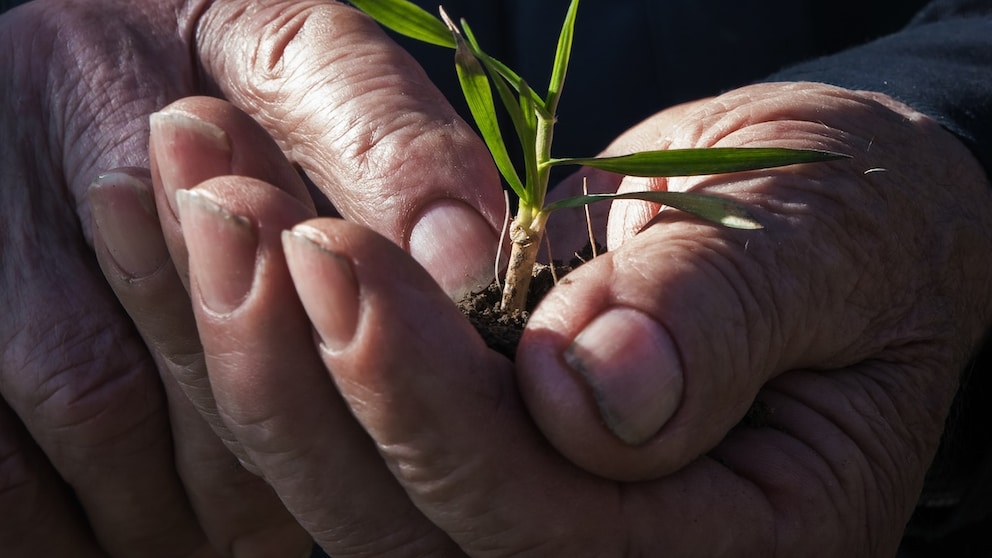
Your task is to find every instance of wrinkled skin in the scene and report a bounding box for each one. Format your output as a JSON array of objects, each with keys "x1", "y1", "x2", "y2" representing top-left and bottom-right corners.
[
  {"x1": 3, "y1": 0, "x2": 992, "y2": 557},
  {"x1": 0, "y1": 0, "x2": 501, "y2": 556},
  {"x1": 150, "y1": 85, "x2": 992, "y2": 556}
]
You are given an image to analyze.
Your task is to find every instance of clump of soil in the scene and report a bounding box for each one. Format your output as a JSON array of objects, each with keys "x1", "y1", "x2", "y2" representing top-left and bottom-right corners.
[
  {"x1": 458, "y1": 262, "x2": 562, "y2": 359},
  {"x1": 458, "y1": 243, "x2": 603, "y2": 359}
]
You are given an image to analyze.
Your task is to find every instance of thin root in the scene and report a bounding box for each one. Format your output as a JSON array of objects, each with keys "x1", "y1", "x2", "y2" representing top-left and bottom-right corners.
[
  {"x1": 495, "y1": 189, "x2": 511, "y2": 290},
  {"x1": 545, "y1": 232, "x2": 559, "y2": 284},
  {"x1": 584, "y1": 177, "x2": 599, "y2": 259}
]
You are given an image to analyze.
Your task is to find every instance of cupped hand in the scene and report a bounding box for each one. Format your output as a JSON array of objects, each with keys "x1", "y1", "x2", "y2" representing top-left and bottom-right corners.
[
  {"x1": 520, "y1": 82, "x2": 992, "y2": 549},
  {"x1": 1, "y1": 0, "x2": 503, "y2": 555},
  {"x1": 180, "y1": 83, "x2": 992, "y2": 557}
]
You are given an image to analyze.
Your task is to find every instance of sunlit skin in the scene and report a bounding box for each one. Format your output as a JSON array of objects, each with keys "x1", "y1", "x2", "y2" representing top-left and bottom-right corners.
[
  {"x1": 3, "y1": 0, "x2": 991, "y2": 555},
  {"x1": 1, "y1": 1, "x2": 500, "y2": 555},
  {"x1": 143, "y1": 82, "x2": 991, "y2": 557}
]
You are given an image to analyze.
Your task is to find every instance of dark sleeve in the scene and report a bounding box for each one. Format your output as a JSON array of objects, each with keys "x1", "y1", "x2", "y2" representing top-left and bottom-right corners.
[
  {"x1": 764, "y1": 0, "x2": 992, "y2": 177},
  {"x1": 0, "y1": 0, "x2": 27, "y2": 13}
]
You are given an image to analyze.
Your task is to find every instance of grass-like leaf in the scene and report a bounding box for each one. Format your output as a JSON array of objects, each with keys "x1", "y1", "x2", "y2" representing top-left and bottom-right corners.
[
  {"x1": 349, "y1": 0, "x2": 455, "y2": 48},
  {"x1": 546, "y1": 0, "x2": 580, "y2": 112},
  {"x1": 441, "y1": 9, "x2": 525, "y2": 200},
  {"x1": 461, "y1": 20, "x2": 549, "y2": 116},
  {"x1": 544, "y1": 191, "x2": 763, "y2": 229},
  {"x1": 550, "y1": 147, "x2": 848, "y2": 177},
  {"x1": 517, "y1": 81, "x2": 541, "y2": 198}
]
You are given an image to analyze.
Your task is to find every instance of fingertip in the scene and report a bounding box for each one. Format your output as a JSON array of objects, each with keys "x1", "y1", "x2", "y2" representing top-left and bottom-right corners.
[
  {"x1": 564, "y1": 307, "x2": 684, "y2": 446},
  {"x1": 408, "y1": 200, "x2": 499, "y2": 301},
  {"x1": 149, "y1": 108, "x2": 232, "y2": 219},
  {"x1": 518, "y1": 309, "x2": 685, "y2": 482},
  {"x1": 151, "y1": 97, "x2": 314, "y2": 210},
  {"x1": 176, "y1": 188, "x2": 258, "y2": 316},
  {"x1": 282, "y1": 224, "x2": 360, "y2": 353},
  {"x1": 89, "y1": 169, "x2": 170, "y2": 281},
  {"x1": 515, "y1": 248, "x2": 727, "y2": 482}
]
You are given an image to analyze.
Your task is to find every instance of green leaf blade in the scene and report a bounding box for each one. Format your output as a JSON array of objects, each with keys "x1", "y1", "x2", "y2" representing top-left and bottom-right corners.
[
  {"x1": 442, "y1": 11, "x2": 526, "y2": 201},
  {"x1": 480, "y1": 55, "x2": 549, "y2": 115},
  {"x1": 546, "y1": 0, "x2": 580, "y2": 112},
  {"x1": 461, "y1": 20, "x2": 548, "y2": 114},
  {"x1": 349, "y1": 0, "x2": 456, "y2": 49},
  {"x1": 544, "y1": 191, "x2": 763, "y2": 230},
  {"x1": 516, "y1": 81, "x2": 542, "y2": 201},
  {"x1": 549, "y1": 147, "x2": 849, "y2": 177}
]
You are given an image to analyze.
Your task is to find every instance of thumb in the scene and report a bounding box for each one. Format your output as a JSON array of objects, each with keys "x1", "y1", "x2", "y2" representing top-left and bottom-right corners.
[
  {"x1": 517, "y1": 220, "x2": 786, "y2": 481},
  {"x1": 517, "y1": 83, "x2": 992, "y2": 481},
  {"x1": 195, "y1": 0, "x2": 504, "y2": 299},
  {"x1": 519, "y1": 202, "x2": 919, "y2": 481}
]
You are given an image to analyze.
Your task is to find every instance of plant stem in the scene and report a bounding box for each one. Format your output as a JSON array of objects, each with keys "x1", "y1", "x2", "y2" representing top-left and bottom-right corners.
[
  {"x1": 499, "y1": 108, "x2": 557, "y2": 313},
  {"x1": 500, "y1": 208, "x2": 548, "y2": 313},
  {"x1": 532, "y1": 113, "x2": 556, "y2": 210}
]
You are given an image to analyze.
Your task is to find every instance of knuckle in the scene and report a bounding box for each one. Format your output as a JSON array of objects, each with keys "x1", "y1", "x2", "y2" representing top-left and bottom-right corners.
[
  {"x1": 2, "y1": 307, "x2": 166, "y2": 469},
  {"x1": 198, "y1": 1, "x2": 349, "y2": 104}
]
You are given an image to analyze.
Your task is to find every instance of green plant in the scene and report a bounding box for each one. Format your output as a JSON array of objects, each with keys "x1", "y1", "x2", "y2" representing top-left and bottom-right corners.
[{"x1": 349, "y1": 0, "x2": 845, "y2": 313}]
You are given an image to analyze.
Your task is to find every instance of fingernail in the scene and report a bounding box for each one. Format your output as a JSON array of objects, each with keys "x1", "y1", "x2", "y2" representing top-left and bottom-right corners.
[
  {"x1": 176, "y1": 189, "x2": 257, "y2": 314},
  {"x1": 89, "y1": 170, "x2": 170, "y2": 279},
  {"x1": 408, "y1": 201, "x2": 497, "y2": 301},
  {"x1": 564, "y1": 307, "x2": 684, "y2": 445},
  {"x1": 282, "y1": 225, "x2": 359, "y2": 352},
  {"x1": 149, "y1": 111, "x2": 231, "y2": 218}
]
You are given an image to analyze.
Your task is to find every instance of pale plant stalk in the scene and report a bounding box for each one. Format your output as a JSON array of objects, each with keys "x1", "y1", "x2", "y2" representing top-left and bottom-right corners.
[
  {"x1": 501, "y1": 111, "x2": 556, "y2": 312},
  {"x1": 501, "y1": 209, "x2": 549, "y2": 311}
]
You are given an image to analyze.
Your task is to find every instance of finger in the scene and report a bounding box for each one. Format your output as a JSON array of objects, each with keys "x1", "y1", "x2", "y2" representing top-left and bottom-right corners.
[
  {"x1": 179, "y1": 180, "x2": 462, "y2": 556},
  {"x1": 161, "y1": 371, "x2": 313, "y2": 558},
  {"x1": 149, "y1": 95, "x2": 314, "y2": 287},
  {"x1": 89, "y1": 170, "x2": 311, "y2": 556},
  {"x1": 517, "y1": 82, "x2": 992, "y2": 480},
  {"x1": 283, "y1": 218, "x2": 790, "y2": 556},
  {"x1": 3, "y1": 9, "x2": 215, "y2": 549},
  {"x1": 147, "y1": 94, "x2": 317, "y2": 441},
  {"x1": 195, "y1": 0, "x2": 504, "y2": 299},
  {"x1": 0, "y1": 228, "x2": 212, "y2": 557},
  {"x1": 0, "y1": 401, "x2": 105, "y2": 557},
  {"x1": 149, "y1": 95, "x2": 313, "y2": 428},
  {"x1": 89, "y1": 169, "x2": 221, "y2": 421}
]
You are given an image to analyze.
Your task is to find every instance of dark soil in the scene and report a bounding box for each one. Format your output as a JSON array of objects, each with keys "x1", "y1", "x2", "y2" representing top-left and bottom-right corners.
[
  {"x1": 458, "y1": 243, "x2": 603, "y2": 359},
  {"x1": 457, "y1": 262, "x2": 562, "y2": 359}
]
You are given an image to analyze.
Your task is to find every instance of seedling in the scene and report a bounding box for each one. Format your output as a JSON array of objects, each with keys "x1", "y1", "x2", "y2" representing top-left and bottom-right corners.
[{"x1": 349, "y1": 0, "x2": 845, "y2": 313}]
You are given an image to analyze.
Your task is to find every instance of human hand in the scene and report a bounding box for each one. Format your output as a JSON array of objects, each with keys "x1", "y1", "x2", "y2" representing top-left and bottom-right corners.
[
  {"x1": 176, "y1": 82, "x2": 992, "y2": 557},
  {"x1": 0, "y1": 0, "x2": 503, "y2": 555},
  {"x1": 2, "y1": 2, "x2": 302, "y2": 554},
  {"x1": 521, "y1": 82, "x2": 992, "y2": 549}
]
